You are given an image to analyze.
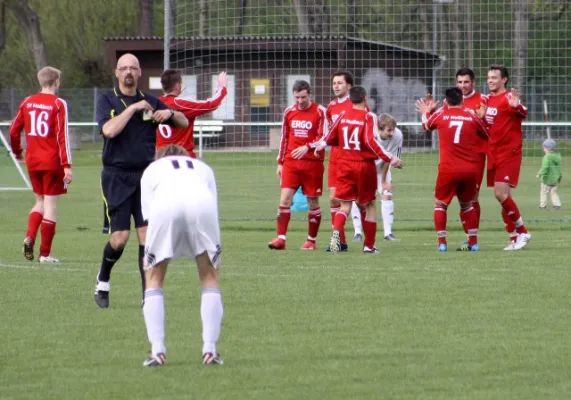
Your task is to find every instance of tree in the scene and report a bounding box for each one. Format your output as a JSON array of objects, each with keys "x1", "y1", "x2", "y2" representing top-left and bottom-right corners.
[
  {"x1": 292, "y1": 0, "x2": 330, "y2": 35},
  {"x1": 236, "y1": 0, "x2": 247, "y2": 35},
  {"x1": 5, "y1": 0, "x2": 49, "y2": 70},
  {"x1": 199, "y1": 0, "x2": 208, "y2": 36},
  {"x1": 138, "y1": 0, "x2": 154, "y2": 36},
  {"x1": 513, "y1": 0, "x2": 529, "y2": 91},
  {"x1": 0, "y1": 1, "x2": 6, "y2": 55}
]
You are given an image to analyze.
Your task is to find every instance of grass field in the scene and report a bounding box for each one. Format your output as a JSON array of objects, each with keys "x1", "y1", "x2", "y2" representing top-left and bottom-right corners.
[{"x1": 0, "y1": 145, "x2": 570, "y2": 399}]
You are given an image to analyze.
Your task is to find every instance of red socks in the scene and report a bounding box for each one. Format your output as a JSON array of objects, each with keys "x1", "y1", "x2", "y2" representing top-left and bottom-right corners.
[
  {"x1": 307, "y1": 207, "x2": 321, "y2": 241},
  {"x1": 333, "y1": 211, "x2": 347, "y2": 241},
  {"x1": 363, "y1": 219, "x2": 377, "y2": 249},
  {"x1": 434, "y1": 205, "x2": 447, "y2": 244},
  {"x1": 461, "y1": 206, "x2": 478, "y2": 246},
  {"x1": 276, "y1": 206, "x2": 291, "y2": 238},
  {"x1": 39, "y1": 219, "x2": 56, "y2": 257},
  {"x1": 26, "y1": 211, "x2": 43, "y2": 241},
  {"x1": 501, "y1": 197, "x2": 528, "y2": 236}
]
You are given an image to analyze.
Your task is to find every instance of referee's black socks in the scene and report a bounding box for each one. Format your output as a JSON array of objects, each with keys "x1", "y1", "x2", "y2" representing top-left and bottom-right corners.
[{"x1": 98, "y1": 242, "x2": 124, "y2": 283}]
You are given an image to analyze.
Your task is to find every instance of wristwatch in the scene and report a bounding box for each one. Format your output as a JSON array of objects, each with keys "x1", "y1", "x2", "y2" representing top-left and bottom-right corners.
[{"x1": 169, "y1": 109, "x2": 175, "y2": 118}]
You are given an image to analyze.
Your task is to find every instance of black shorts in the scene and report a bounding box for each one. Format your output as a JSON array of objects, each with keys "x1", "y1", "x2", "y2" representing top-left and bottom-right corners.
[{"x1": 101, "y1": 169, "x2": 146, "y2": 233}]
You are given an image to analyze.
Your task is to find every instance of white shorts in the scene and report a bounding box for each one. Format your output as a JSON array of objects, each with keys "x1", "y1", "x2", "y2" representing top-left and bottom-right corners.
[
  {"x1": 376, "y1": 162, "x2": 392, "y2": 195},
  {"x1": 144, "y1": 198, "x2": 221, "y2": 269}
]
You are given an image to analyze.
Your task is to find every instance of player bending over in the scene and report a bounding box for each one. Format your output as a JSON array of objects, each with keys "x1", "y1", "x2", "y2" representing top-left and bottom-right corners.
[
  {"x1": 140, "y1": 144, "x2": 224, "y2": 367},
  {"x1": 9, "y1": 66, "x2": 73, "y2": 263},
  {"x1": 417, "y1": 87, "x2": 488, "y2": 251},
  {"x1": 268, "y1": 80, "x2": 327, "y2": 250},
  {"x1": 351, "y1": 114, "x2": 403, "y2": 242},
  {"x1": 484, "y1": 65, "x2": 531, "y2": 250},
  {"x1": 315, "y1": 86, "x2": 402, "y2": 254}
]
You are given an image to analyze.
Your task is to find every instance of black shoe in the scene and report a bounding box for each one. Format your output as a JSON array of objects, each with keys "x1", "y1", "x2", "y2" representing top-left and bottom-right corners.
[
  {"x1": 22, "y1": 237, "x2": 34, "y2": 261},
  {"x1": 94, "y1": 280, "x2": 110, "y2": 308},
  {"x1": 384, "y1": 234, "x2": 400, "y2": 242},
  {"x1": 203, "y1": 352, "x2": 223, "y2": 365},
  {"x1": 325, "y1": 242, "x2": 349, "y2": 252},
  {"x1": 143, "y1": 353, "x2": 165, "y2": 367}
]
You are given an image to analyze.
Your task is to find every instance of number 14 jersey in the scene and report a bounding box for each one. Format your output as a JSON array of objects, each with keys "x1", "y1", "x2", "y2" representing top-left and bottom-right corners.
[{"x1": 322, "y1": 108, "x2": 392, "y2": 163}]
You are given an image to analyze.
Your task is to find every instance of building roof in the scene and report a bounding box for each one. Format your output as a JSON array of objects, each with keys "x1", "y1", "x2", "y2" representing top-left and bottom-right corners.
[{"x1": 104, "y1": 35, "x2": 440, "y2": 60}]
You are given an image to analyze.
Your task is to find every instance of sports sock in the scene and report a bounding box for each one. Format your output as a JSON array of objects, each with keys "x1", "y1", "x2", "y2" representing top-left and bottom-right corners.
[
  {"x1": 330, "y1": 206, "x2": 340, "y2": 229},
  {"x1": 143, "y1": 288, "x2": 166, "y2": 356},
  {"x1": 307, "y1": 207, "x2": 321, "y2": 240},
  {"x1": 138, "y1": 245, "x2": 146, "y2": 296},
  {"x1": 434, "y1": 205, "x2": 447, "y2": 245},
  {"x1": 201, "y1": 288, "x2": 223, "y2": 355},
  {"x1": 26, "y1": 211, "x2": 43, "y2": 241},
  {"x1": 333, "y1": 211, "x2": 348, "y2": 241},
  {"x1": 501, "y1": 209, "x2": 517, "y2": 240},
  {"x1": 381, "y1": 199, "x2": 394, "y2": 236},
  {"x1": 473, "y1": 200, "x2": 481, "y2": 229},
  {"x1": 276, "y1": 205, "x2": 291, "y2": 240},
  {"x1": 501, "y1": 197, "x2": 528, "y2": 235},
  {"x1": 39, "y1": 219, "x2": 56, "y2": 257},
  {"x1": 98, "y1": 242, "x2": 124, "y2": 283},
  {"x1": 363, "y1": 220, "x2": 377, "y2": 249},
  {"x1": 350, "y1": 203, "x2": 362, "y2": 235},
  {"x1": 461, "y1": 206, "x2": 478, "y2": 246}
]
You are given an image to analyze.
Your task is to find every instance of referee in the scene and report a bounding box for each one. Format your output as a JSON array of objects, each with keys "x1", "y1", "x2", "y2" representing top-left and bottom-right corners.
[{"x1": 94, "y1": 53, "x2": 188, "y2": 308}]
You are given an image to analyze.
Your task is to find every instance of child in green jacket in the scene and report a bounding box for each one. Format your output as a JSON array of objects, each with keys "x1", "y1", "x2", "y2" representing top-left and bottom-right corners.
[{"x1": 536, "y1": 139, "x2": 562, "y2": 209}]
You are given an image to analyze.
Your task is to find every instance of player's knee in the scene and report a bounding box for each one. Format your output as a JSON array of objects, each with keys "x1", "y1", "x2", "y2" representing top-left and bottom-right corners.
[
  {"x1": 434, "y1": 200, "x2": 447, "y2": 209},
  {"x1": 381, "y1": 190, "x2": 393, "y2": 201},
  {"x1": 493, "y1": 187, "x2": 508, "y2": 202},
  {"x1": 110, "y1": 231, "x2": 129, "y2": 250},
  {"x1": 307, "y1": 197, "x2": 319, "y2": 208}
]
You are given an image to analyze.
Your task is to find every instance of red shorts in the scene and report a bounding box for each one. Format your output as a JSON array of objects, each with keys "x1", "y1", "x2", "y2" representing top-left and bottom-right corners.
[
  {"x1": 487, "y1": 153, "x2": 522, "y2": 188},
  {"x1": 327, "y1": 157, "x2": 338, "y2": 189},
  {"x1": 335, "y1": 159, "x2": 377, "y2": 204},
  {"x1": 28, "y1": 169, "x2": 67, "y2": 196},
  {"x1": 280, "y1": 159, "x2": 324, "y2": 197},
  {"x1": 435, "y1": 171, "x2": 478, "y2": 205}
]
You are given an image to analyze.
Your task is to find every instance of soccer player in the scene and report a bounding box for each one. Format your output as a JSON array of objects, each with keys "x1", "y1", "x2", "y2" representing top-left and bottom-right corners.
[
  {"x1": 485, "y1": 65, "x2": 531, "y2": 250},
  {"x1": 325, "y1": 69, "x2": 355, "y2": 251},
  {"x1": 315, "y1": 86, "x2": 402, "y2": 254},
  {"x1": 157, "y1": 69, "x2": 228, "y2": 158},
  {"x1": 9, "y1": 66, "x2": 73, "y2": 263},
  {"x1": 140, "y1": 144, "x2": 223, "y2": 367},
  {"x1": 268, "y1": 80, "x2": 327, "y2": 250},
  {"x1": 94, "y1": 53, "x2": 188, "y2": 308},
  {"x1": 417, "y1": 87, "x2": 488, "y2": 251},
  {"x1": 351, "y1": 114, "x2": 402, "y2": 242}
]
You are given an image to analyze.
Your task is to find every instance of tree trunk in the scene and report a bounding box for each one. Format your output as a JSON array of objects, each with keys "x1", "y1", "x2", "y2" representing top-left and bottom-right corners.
[
  {"x1": 0, "y1": 1, "x2": 6, "y2": 55},
  {"x1": 453, "y1": 1, "x2": 461, "y2": 71},
  {"x1": 514, "y1": 0, "x2": 529, "y2": 91},
  {"x1": 466, "y1": 0, "x2": 474, "y2": 68},
  {"x1": 170, "y1": 0, "x2": 177, "y2": 37},
  {"x1": 236, "y1": 0, "x2": 247, "y2": 35},
  {"x1": 6, "y1": 0, "x2": 49, "y2": 70},
  {"x1": 138, "y1": 0, "x2": 154, "y2": 36},
  {"x1": 293, "y1": 0, "x2": 310, "y2": 35},
  {"x1": 347, "y1": 0, "x2": 358, "y2": 37},
  {"x1": 419, "y1": 0, "x2": 430, "y2": 52},
  {"x1": 199, "y1": 0, "x2": 209, "y2": 36}
]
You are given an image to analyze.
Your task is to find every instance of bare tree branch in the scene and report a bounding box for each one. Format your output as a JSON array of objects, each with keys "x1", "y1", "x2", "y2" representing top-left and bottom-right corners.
[
  {"x1": 236, "y1": 0, "x2": 247, "y2": 35},
  {"x1": 138, "y1": 0, "x2": 154, "y2": 36}
]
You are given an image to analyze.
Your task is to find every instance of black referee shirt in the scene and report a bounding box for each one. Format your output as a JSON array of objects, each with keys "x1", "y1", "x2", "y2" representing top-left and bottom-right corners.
[{"x1": 96, "y1": 87, "x2": 172, "y2": 172}]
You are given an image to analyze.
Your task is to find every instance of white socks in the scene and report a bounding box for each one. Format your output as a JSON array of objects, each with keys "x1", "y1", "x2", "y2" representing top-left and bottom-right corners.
[
  {"x1": 350, "y1": 202, "x2": 362, "y2": 235},
  {"x1": 201, "y1": 288, "x2": 223, "y2": 355},
  {"x1": 381, "y1": 199, "x2": 394, "y2": 236},
  {"x1": 143, "y1": 288, "x2": 166, "y2": 356}
]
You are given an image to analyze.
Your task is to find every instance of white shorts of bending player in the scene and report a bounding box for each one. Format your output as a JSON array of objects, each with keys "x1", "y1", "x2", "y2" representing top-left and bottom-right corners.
[
  {"x1": 351, "y1": 166, "x2": 394, "y2": 237},
  {"x1": 145, "y1": 197, "x2": 221, "y2": 268}
]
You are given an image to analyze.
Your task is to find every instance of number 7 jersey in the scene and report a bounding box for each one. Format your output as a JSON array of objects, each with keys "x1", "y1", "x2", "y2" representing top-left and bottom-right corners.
[
  {"x1": 421, "y1": 107, "x2": 488, "y2": 174},
  {"x1": 9, "y1": 92, "x2": 72, "y2": 171}
]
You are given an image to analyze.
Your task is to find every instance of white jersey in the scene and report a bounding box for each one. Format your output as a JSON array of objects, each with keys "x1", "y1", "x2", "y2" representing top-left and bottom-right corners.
[
  {"x1": 141, "y1": 156, "x2": 221, "y2": 268},
  {"x1": 378, "y1": 127, "x2": 403, "y2": 164},
  {"x1": 141, "y1": 156, "x2": 217, "y2": 221}
]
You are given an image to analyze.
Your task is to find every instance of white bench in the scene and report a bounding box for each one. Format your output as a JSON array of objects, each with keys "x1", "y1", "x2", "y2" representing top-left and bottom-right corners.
[{"x1": 193, "y1": 120, "x2": 223, "y2": 139}]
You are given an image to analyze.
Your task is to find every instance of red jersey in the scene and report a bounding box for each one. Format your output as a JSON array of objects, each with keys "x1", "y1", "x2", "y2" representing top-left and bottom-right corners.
[
  {"x1": 9, "y1": 93, "x2": 72, "y2": 171},
  {"x1": 462, "y1": 90, "x2": 486, "y2": 111},
  {"x1": 422, "y1": 107, "x2": 488, "y2": 174},
  {"x1": 326, "y1": 96, "x2": 353, "y2": 163},
  {"x1": 278, "y1": 102, "x2": 327, "y2": 164},
  {"x1": 157, "y1": 87, "x2": 227, "y2": 156},
  {"x1": 485, "y1": 90, "x2": 528, "y2": 161},
  {"x1": 322, "y1": 109, "x2": 392, "y2": 163}
]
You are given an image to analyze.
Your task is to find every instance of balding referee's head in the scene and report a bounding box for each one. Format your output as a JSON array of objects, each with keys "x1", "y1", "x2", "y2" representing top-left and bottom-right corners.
[{"x1": 115, "y1": 53, "x2": 141, "y2": 88}]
